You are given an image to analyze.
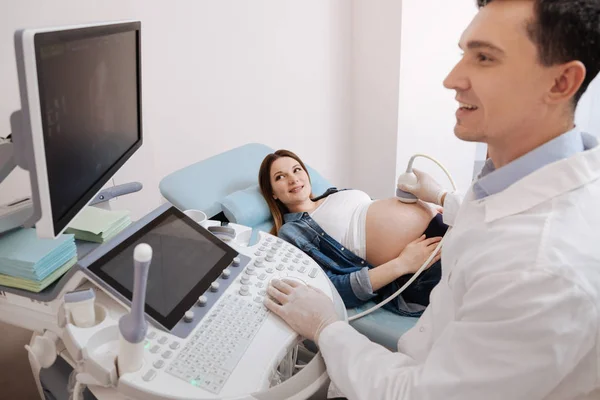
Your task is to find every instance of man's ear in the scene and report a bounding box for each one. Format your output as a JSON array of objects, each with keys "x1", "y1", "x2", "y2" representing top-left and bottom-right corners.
[{"x1": 547, "y1": 60, "x2": 586, "y2": 106}]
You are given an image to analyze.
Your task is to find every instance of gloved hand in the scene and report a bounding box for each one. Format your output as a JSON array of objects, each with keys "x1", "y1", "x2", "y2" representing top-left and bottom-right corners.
[
  {"x1": 264, "y1": 279, "x2": 339, "y2": 343},
  {"x1": 398, "y1": 168, "x2": 447, "y2": 205}
]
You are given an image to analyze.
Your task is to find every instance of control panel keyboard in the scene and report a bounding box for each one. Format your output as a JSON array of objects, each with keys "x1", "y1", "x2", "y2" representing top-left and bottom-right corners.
[
  {"x1": 166, "y1": 295, "x2": 268, "y2": 393},
  {"x1": 131, "y1": 231, "x2": 332, "y2": 398}
]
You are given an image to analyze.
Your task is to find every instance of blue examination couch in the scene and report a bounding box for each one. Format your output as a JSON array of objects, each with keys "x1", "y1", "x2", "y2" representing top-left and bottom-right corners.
[{"x1": 159, "y1": 143, "x2": 418, "y2": 350}]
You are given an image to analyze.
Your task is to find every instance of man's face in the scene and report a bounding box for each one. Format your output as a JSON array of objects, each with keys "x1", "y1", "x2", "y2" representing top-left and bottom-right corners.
[{"x1": 443, "y1": 0, "x2": 555, "y2": 144}]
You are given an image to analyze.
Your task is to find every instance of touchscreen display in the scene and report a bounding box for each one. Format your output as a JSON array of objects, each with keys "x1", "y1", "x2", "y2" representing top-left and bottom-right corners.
[{"x1": 89, "y1": 207, "x2": 237, "y2": 329}]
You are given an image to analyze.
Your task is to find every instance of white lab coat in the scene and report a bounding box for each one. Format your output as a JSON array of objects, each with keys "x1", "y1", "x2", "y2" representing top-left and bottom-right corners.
[{"x1": 318, "y1": 140, "x2": 600, "y2": 399}]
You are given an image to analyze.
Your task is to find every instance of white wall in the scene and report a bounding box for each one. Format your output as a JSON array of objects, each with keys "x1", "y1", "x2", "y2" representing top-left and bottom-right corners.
[
  {"x1": 395, "y1": 0, "x2": 478, "y2": 193},
  {"x1": 349, "y1": 0, "x2": 403, "y2": 199},
  {"x1": 0, "y1": 1, "x2": 353, "y2": 220},
  {"x1": 139, "y1": 1, "x2": 353, "y2": 191},
  {"x1": 576, "y1": 74, "x2": 600, "y2": 137}
]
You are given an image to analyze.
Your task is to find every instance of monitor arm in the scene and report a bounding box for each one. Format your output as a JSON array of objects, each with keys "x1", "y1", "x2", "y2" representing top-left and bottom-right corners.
[
  {"x1": 89, "y1": 182, "x2": 143, "y2": 206},
  {"x1": 0, "y1": 135, "x2": 16, "y2": 184},
  {"x1": 0, "y1": 110, "x2": 37, "y2": 235}
]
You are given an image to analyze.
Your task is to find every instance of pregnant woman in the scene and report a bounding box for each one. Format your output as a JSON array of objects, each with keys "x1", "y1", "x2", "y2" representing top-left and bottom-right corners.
[{"x1": 258, "y1": 150, "x2": 448, "y2": 316}]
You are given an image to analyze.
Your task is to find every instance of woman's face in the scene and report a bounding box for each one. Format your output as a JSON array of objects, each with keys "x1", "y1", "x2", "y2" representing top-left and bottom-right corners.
[{"x1": 269, "y1": 156, "x2": 311, "y2": 207}]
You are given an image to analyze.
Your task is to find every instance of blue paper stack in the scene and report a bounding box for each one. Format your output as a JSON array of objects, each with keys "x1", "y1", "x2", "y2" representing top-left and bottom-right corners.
[{"x1": 0, "y1": 228, "x2": 77, "y2": 292}]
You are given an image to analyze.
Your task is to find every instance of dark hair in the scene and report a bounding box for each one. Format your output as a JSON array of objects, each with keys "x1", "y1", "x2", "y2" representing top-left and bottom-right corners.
[
  {"x1": 258, "y1": 149, "x2": 313, "y2": 235},
  {"x1": 477, "y1": 0, "x2": 600, "y2": 105}
]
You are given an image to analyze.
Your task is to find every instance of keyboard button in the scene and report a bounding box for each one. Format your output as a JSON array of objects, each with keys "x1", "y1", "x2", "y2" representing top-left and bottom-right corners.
[
  {"x1": 239, "y1": 285, "x2": 250, "y2": 296},
  {"x1": 198, "y1": 295, "x2": 208, "y2": 306},
  {"x1": 143, "y1": 369, "x2": 157, "y2": 381},
  {"x1": 153, "y1": 360, "x2": 165, "y2": 369},
  {"x1": 150, "y1": 345, "x2": 161, "y2": 354},
  {"x1": 184, "y1": 311, "x2": 194, "y2": 322},
  {"x1": 158, "y1": 336, "x2": 168, "y2": 345},
  {"x1": 309, "y1": 268, "x2": 318, "y2": 278}
]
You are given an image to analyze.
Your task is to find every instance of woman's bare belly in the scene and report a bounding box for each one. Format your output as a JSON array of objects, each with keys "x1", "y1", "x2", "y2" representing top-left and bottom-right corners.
[{"x1": 365, "y1": 199, "x2": 437, "y2": 266}]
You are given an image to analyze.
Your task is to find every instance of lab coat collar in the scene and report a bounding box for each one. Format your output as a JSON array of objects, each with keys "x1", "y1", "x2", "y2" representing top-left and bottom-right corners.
[{"x1": 483, "y1": 133, "x2": 600, "y2": 223}]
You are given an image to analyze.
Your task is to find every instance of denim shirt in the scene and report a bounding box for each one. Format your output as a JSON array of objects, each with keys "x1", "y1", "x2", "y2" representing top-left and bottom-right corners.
[{"x1": 278, "y1": 211, "x2": 377, "y2": 308}]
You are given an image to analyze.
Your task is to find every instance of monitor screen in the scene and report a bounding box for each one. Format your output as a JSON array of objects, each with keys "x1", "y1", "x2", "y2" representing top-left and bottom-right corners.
[
  {"x1": 89, "y1": 207, "x2": 239, "y2": 330},
  {"x1": 33, "y1": 22, "x2": 142, "y2": 236}
]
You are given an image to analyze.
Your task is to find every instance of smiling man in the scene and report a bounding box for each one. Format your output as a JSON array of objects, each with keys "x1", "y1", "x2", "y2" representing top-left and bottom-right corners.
[
  {"x1": 445, "y1": 0, "x2": 596, "y2": 169},
  {"x1": 264, "y1": 1, "x2": 600, "y2": 399}
]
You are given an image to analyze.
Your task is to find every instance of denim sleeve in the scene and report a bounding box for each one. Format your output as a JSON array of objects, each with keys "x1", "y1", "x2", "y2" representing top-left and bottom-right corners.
[
  {"x1": 350, "y1": 267, "x2": 376, "y2": 301},
  {"x1": 278, "y1": 224, "x2": 376, "y2": 308}
]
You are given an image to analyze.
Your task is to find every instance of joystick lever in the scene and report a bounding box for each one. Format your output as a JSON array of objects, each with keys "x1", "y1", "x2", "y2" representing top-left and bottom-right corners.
[{"x1": 117, "y1": 243, "x2": 152, "y2": 375}]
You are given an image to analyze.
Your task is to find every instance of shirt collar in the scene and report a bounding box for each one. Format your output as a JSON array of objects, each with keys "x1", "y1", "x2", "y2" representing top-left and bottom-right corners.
[
  {"x1": 283, "y1": 212, "x2": 306, "y2": 223},
  {"x1": 482, "y1": 133, "x2": 599, "y2": 223},
  {"x1": 473, "y1": 127, "x2": 585, "y2": 200}
]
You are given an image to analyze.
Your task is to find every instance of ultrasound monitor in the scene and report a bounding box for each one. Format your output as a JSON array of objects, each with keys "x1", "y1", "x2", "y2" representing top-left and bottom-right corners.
[{"x1": 13, "y1": 21, "x2": 142, "y2": 238}]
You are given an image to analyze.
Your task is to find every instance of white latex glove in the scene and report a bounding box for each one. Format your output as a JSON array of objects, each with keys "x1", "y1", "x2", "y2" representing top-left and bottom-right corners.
[
  {"x1": 264, "y1": 279, "x2": 339, "y2": 343},
  {"x1": 398, "y1": 168, "x2": 447, "y2": 205}
]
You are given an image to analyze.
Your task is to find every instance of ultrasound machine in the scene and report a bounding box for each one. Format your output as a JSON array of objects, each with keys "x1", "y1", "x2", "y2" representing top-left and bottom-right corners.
[{"x1": 0, "y1": 21, "x2": 346, "y2": 400}]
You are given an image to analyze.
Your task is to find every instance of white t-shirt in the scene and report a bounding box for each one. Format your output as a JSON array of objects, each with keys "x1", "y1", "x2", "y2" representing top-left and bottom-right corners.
[{"x1": 309, "y1": 190, "x2": 372, "y2": 255}]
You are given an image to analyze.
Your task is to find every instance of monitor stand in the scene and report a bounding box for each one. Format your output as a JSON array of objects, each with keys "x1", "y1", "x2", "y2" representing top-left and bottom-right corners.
[{"x1": 0, "y1": 111, "x2": 36, "y2": 235}]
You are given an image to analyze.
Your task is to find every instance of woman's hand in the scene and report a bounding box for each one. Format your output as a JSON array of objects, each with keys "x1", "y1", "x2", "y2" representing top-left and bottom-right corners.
[{"x1": 394, "y1": 235, "x2": 442, "y2": 275}]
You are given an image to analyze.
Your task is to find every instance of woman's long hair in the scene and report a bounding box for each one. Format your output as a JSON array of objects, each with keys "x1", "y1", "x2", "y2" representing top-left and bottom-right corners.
[{"x1": 258, "y1": 149, "x2": 312, "y2": 235}]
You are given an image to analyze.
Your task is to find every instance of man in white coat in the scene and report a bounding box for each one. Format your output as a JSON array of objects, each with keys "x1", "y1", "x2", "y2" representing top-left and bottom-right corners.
[{"x1": 264, "y1": 0, "x2": 600, "y2": 399}]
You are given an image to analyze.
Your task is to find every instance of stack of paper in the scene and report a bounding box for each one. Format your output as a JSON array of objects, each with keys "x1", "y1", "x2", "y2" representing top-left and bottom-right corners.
[
  {"x1": 0, "y1": 228, "x2": 77, "y2": 292},
  {"x1": 66, "y1": 207, "x2": 131, "y2": 243}
]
